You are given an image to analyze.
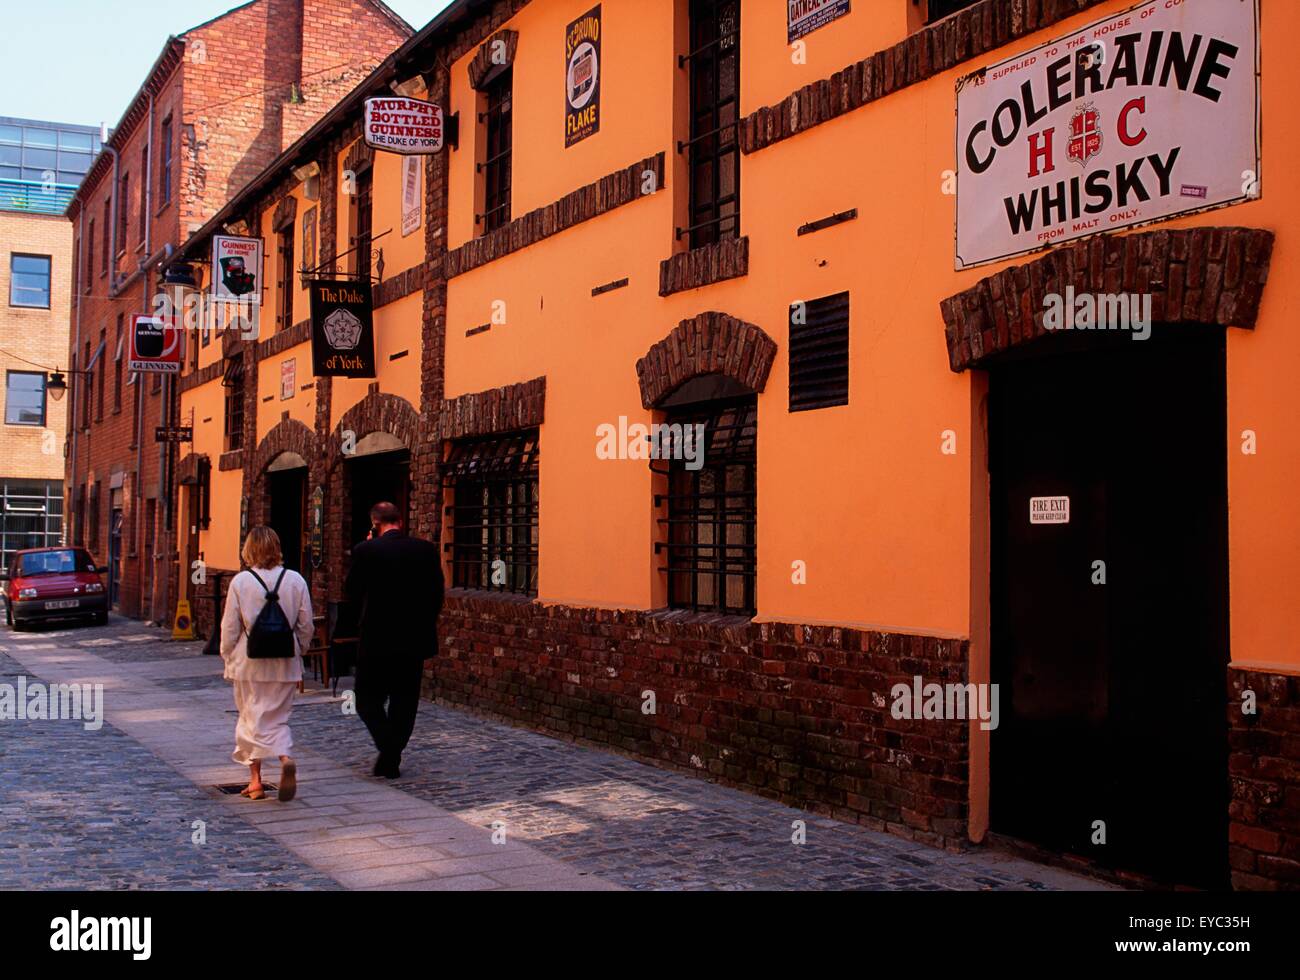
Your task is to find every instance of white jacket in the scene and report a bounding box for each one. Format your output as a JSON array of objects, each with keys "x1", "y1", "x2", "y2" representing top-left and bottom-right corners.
[{"x1": 220, "y1": 566, "x2": 314, "y2": 683}]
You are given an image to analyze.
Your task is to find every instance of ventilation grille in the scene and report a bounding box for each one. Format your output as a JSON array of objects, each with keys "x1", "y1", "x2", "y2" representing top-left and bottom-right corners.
[{"x1": 789, "y1": 292, "x2": 849, "y2": 412}]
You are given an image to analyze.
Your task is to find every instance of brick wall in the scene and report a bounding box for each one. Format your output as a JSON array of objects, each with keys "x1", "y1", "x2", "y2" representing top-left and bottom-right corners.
[
  {"x1": 1228, "y1": 668, "x2": 1300, "y2": 890},
  {"x1": 432, "y1": 594, "x2": 972, "y2": 848},
  {"x1": 0, "y1": 212, "x2": 73, "y2": 484}
]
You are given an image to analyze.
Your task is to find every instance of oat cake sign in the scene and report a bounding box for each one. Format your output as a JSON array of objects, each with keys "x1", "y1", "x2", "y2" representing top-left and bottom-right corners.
[{"x1": 955, "y1": 0, "x2": 1260, "y2": 271}]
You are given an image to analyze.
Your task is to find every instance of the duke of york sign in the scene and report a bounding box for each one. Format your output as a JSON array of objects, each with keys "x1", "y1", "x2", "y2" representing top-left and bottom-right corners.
[{"x1": 955, "y1": 0, "x2": 1259, "y2": 271}]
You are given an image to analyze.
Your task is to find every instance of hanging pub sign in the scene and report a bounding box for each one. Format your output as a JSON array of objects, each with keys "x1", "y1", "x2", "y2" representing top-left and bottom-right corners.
[
  {"x1": 309, "y1": 279, "x2": 376, "y2": 378},
  {"x1": 128, "y1": 314, "x2": 183, "y2": 373},
  {"x1": 787, "y1": 0, "x2": 851, "y2": 43},
  {"x1": 955, "y1": 0, "x2": 1260, "y2": 271},
  {"x1": 211, "y1": 234, "x2": 263, "y2": 304},
  {"x1": 364, "y1": 96, "x2": 444, "y2": 154},
  {"x1": 564, "y1": 5, "x2": 602, "y2": 148}
]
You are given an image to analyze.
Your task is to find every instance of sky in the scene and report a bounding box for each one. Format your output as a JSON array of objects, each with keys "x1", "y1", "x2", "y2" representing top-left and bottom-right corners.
[{"x1": 0, "y1": 0, "x2": 456, "y2": 129}]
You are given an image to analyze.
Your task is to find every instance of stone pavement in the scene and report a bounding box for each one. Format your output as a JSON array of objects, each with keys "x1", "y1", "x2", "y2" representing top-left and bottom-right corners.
[{"x1": 0, "y1": 617, "x2": 1112, "y2": 891}]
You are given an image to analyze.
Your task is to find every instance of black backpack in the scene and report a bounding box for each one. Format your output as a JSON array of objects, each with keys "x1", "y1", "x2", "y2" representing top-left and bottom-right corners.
[{"x1": 244, "y1": 569, "x2": 295, "y2": 660}]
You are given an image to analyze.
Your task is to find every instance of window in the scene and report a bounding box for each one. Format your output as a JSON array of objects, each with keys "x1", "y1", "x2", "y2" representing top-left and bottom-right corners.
[
  {"x1": 96, "y1": 328, "x2": 106, "y2": 421},
  {"x1": 658, "y1": 393, "x2": 756, "y2": 616},
  {"x1": 683, "y1": 0, "x2": 740, "y2": 249},
  {"x1": 926, "y1": 0, "x2": 982, "y2": 23},
  {"x1": 0, "y1": 481, "x2": 63, "y2": 569},
  {"x1": 277, "y1": 226, "x2": 295, "y2": 329},
  {"x1": 9, "y1": 254, "x2": 51, "y2": 308},
  {"x1": 159, "y1": 117, "x2": 173, "y2": 206},
  {"x1": 444, "y1": 430, "x2": 539, "y2": 595},
  {"x1": 139, "y1": 146, "x2": 148, "y2": 237},
  {"x1": 113, "y1": 314, "x2": 124, "y2": 412},
  {"x1": 81, "y1": 342, "x2": 91, "y2": 429},
  {"x1": 117, "y1": 173, "x2": 129, "y2": 253},
  {"x1": 223, "y1": 354, "x2": 245, "y2": 452},
  {"x1": 72, "y1": 238, "x2": 80, "y2": 296},
  {"x1": 351, "y1": 168, "x2": 373, "y2": 280},
  {"x1": 789, "y1": 292, "x2": 850, "y2": 412},
  {"x1": 5, "y1": 372, "x2": 46, "y2": 426},
  {"x1": 88, "y1": 481, "x2": 101, "y2": 549},
  {"x1": 101, "y1": 199, "x2": 110, "y2": 275},
  {"x1": 86, "y1": 220, "x2": 94, "y2": 290},
  {"x1": 479, "y1": 67, "x2": 513, "y2": 233}
]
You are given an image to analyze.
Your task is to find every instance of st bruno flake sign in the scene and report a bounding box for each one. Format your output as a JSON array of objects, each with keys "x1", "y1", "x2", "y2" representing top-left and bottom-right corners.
[
  {"x1": 955, "y1": 0, "x2": 1260, "y2": 271},
  {"x1": 565, "y1": 5, "x2": 602, "y2": 148}
]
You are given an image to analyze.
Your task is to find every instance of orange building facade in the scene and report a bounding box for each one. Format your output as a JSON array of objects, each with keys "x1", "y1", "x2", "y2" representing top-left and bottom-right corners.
[{"x1": 171, "y1": 0, "x2": 1298, "y2": 889}]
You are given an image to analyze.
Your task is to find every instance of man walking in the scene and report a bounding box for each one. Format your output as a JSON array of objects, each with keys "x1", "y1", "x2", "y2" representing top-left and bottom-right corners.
[{"x1": 344, "y1": 502, "x2": 444, "y2": 779}]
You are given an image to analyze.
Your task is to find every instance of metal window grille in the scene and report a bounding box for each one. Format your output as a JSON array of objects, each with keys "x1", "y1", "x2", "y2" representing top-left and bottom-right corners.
[
  {"x1": 223, "y1": 355, "x2": 244, "y2": 452},
  {"x1": 278, "y1": 228, "x2": 295, "y2": 329},
  {"x1": 681, "y1": 0, "x2": 740, "y2": 249},
  {"x1": 479, "y1": 68, "x2": 513, "y2": 233},
  {"x1": 655, "y1": 395, "x2": 756, "y2": 616},
  {"x1": 926, "y1": 0, "x2": 982, "y2": 23},
  {"x1": 351, "y1": 169, "x2": 373, "y2": 280},
  {"x1": 789, "y1": 292, "x2": 850, "y2": 412},
  {"x1": 443, "y1": 430, "x2": 538, "y2": 596},
  {"x1": 0, "y1": 481, "x2": 64, "y2": 570}
]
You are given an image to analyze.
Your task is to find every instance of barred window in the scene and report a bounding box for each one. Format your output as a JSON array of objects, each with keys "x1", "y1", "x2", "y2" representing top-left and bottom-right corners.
[
  {"x1": 444, "y1": 430, "x2": 538, "y2": 596},
  {"x1": 681, "y1": 0, "x2": 740, "y2": 249},
  {"x1": 478, "y1": 67, "x2": 513, "y2": 233},
  {"x1": 223, "y1": 354, "x2": 244, "y2": 452},
  {"x1": 926, "y1": 0, "x2": 982, "y2": 24},
  {"x1": 656, "y1": 393, "x2": 756, "y2": 616}
]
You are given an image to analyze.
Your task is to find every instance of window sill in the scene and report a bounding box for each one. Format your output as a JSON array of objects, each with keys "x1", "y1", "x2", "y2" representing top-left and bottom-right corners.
[
  {"x1": 445, "y1": 588, "x2": 538, "y2": 606},
  {"x1": 658, "y1": 236, "x2": 749, "y2": 297},
  {"x1": 645, "y1": 607, "x2": 755, "y2": 629}
]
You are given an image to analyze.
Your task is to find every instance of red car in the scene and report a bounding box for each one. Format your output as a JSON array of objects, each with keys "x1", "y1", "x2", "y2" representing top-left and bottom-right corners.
[{"x1": 2, "y1": 546, "x2": 109, "y2": 630}]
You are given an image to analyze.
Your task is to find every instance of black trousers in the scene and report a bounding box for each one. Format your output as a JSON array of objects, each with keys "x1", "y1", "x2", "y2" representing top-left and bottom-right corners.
[{"x1": 354, "y1": 653, "x2": 426, "y2": 761}]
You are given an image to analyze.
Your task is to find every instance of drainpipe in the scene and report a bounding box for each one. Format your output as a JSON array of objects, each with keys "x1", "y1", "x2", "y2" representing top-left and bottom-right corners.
[
  {"x1": 69, "y1": 205, "x2": 85, "y2": 544},
  {"x1": 142, "y1": 92, "x2": 155, "y2": 619}
]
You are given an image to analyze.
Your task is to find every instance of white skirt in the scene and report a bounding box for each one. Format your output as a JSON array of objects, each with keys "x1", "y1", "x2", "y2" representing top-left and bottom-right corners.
[{"x1": 231, "y1": 680, "x2": 296, "y2": 766}]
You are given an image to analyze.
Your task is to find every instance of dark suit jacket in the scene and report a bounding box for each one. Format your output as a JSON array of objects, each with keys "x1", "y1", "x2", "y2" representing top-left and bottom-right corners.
[{"x1": 343, "y1": 530, "x2": 445, "y2": 661}]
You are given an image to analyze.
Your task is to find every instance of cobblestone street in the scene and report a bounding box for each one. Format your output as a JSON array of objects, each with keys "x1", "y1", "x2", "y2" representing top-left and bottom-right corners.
[{"x1": 0, "y1": 617, "x2": 1110, "y2": 891}]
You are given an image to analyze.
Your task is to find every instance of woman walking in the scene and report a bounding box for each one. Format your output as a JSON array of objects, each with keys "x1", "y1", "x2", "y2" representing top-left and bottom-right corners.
[{"x1": 220, "y1": 526, "x2": 315, "y2": 802}]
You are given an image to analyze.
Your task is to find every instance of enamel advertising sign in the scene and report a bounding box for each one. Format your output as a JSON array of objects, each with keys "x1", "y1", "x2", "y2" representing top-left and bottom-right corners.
[
  {"x1": 211, "y1": 235, "x2": 263, "y2": 304},
  {"x1": 955, "y1": 0, "x2": 1260, "y2": 271},
  {"x1": 565, "y1": 5, "x2": 602, "y2": 148},
  {"x1": 364, "y1": 97, "x2": 444, "y2": 154},
  {"x1": 129, "y1": 314, "x2": 183, "y2": 374},
  {"x1": 787, "y1": 0, "x2": 851, "y2": 44}
]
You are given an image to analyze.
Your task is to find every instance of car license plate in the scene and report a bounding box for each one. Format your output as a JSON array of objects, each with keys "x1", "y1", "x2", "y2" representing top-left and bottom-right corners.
[{"x1": 46, "y1": 599, "x2": 80, "y2": 610}]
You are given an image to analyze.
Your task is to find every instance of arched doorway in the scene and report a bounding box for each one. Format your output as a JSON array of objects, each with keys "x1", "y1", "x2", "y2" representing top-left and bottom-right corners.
[
  {"x1": 941, "y1": 226, "x2": 1276, "y2": 889},
  {"x1": 266, "y1": 451, "x2": 310, "y2": 574}
]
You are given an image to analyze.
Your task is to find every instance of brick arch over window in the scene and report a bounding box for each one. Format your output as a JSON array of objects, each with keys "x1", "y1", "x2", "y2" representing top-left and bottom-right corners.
[
  {"x1": 940, "y1": 226, "x2": 1276, "y2": 373},
  {"x1": 328, "y1": 391, "x2": 421, "y2": 467},
  {"x1": 636, "y1": 312, "x2": 778, "y2": 409}
]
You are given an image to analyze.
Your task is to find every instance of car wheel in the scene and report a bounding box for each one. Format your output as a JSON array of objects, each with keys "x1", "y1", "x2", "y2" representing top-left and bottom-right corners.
[
  {"x1": 11, "y1": 618, "x2": 26, "y2": 632},
  {"x1": 4, "y1": 602, "x2": 11, "y2": 627},
  {"x1": 93, "y1": 610, "x2": 108, "y2": 627}
]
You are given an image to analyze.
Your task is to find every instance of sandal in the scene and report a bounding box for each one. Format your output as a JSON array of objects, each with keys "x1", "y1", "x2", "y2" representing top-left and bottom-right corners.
[{"x1": 278, "y1": 759, "x2": 297, "y2": 803}]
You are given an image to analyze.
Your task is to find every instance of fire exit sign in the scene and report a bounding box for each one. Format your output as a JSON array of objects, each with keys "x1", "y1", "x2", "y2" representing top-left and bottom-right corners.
[{"x1": 1030, "y1": 496, "x2": 1070, "y2": 525}]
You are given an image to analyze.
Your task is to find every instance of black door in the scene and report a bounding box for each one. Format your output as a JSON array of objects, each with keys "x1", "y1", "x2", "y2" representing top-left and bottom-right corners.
[
  {"x1": 989, "y1": 327, "x2": 1229, "y2": 888},
  {"x1": 268, "y1": 468, "x2": 308, "y2": 575},
  {"x1": 347, "y1": 450, "x2": 411, "y2": 550}
]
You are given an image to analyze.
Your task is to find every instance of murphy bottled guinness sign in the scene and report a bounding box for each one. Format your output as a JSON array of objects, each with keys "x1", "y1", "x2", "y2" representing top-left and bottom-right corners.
[
  {"x1": 955, "y1": 0, "x2": 1260, "y2": 270},
  {"x1": 309, "y1": 280, "x2": 376, "y2": 378}
]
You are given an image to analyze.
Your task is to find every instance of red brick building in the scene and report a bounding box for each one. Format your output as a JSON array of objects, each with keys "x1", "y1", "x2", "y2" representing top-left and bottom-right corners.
[{"x1": 64, "y1": 0, "x2": 412, "y2": 622}]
